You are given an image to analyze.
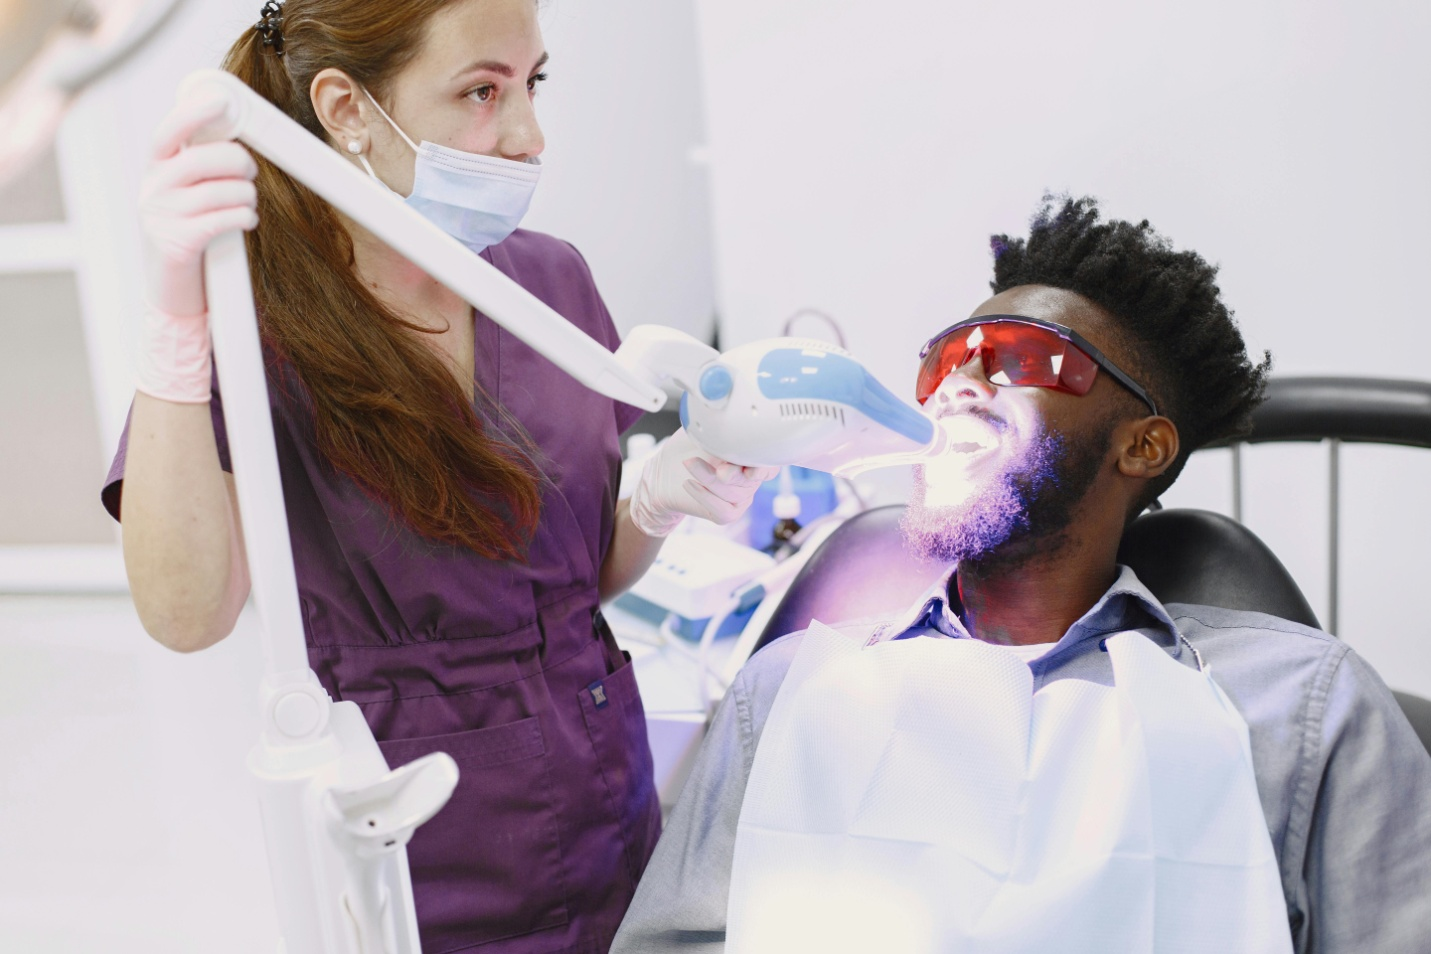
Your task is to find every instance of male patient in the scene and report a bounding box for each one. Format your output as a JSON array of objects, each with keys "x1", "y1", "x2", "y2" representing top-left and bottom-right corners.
[{"x1": 613, "y1": 197, "x2": 1431, "y2": 954}]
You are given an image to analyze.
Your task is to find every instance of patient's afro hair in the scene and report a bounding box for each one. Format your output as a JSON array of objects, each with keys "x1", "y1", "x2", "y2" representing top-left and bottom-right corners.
[{"x1": 990, "y1": 194, "x2": 1270, "y2": 503}]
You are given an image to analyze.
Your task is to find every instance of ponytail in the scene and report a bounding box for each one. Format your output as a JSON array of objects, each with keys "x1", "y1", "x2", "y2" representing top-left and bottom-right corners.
[{"x1": 219, "y1": 1, "x2": 543, "y2": 561}]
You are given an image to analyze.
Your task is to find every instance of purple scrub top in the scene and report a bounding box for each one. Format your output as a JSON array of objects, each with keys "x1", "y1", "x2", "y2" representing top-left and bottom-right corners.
[{"x1": 103, "y1": 230, "x2": 661, "y2": 954}]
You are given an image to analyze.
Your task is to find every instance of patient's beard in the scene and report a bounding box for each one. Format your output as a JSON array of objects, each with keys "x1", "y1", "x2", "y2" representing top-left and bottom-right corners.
[{"x1": 901, "y1": 419, "x2": 1112, "y2": 570}]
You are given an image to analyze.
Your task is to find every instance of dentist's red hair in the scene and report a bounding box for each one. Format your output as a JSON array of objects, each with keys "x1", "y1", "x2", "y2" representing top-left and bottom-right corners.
[{"x1": 222, "y1": 0, "x2": 541, "y2": 560}]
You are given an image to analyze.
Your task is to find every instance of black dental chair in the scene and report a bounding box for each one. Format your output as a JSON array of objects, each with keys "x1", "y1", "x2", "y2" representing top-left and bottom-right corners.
[{"x1": 751, "y1": 377, "x2": 1431, "y2": 756}]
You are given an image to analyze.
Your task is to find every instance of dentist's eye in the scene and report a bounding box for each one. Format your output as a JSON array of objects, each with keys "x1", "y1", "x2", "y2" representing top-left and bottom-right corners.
[
  {"x1": 465, "y1": 84, "x2": 496, "y2": 103},
  {"x1": 527, "y1": 71, "x2": 548, "y2": 94}
]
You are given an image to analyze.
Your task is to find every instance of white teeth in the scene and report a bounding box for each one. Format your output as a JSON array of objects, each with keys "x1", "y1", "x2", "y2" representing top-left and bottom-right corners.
[{"x1": 939, "y1": 415, "x2": 999, "y2": 454}]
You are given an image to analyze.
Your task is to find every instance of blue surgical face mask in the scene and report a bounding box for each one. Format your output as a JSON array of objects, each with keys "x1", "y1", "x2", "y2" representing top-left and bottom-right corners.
[{"x1": 358, "y1": 88, "x2": 542, "y2": 253}]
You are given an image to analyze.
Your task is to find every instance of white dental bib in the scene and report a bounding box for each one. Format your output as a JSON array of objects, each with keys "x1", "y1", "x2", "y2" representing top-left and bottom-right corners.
[{"x1": 726, "y1": 624, "x2": 1293, "y2": 953}]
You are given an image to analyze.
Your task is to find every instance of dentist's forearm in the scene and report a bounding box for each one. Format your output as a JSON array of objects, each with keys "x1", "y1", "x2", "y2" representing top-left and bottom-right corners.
[
  {"x1": 598, "y1": 500, "x2": 666, "y2": 602},
  {"x1": 121, "y1": 392, "x2": 251, "y2": 652}
]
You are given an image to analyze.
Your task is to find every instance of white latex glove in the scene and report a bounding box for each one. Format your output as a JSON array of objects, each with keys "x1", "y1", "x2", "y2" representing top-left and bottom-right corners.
[
  {"x1": 134, "y1": 93, "x2": 259, "y2": 403},
  {"x1": 628, "y1": 428, "x2": 780, "y2": 537}
]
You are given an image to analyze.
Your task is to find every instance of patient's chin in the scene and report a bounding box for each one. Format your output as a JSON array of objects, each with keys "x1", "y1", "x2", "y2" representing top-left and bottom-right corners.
[
  {"x1": 919, "y1": 456, "x2": 983, "y2": 510},
  {"x1": 901, "y1": 418, "x2": 1113, "y2": 569},
  {"x1": 900, "y1": 427, "x2": 1069, "y2": 566},
  {"x1": 901, "y1": 465, "x2": 1026, "y2": 565}
]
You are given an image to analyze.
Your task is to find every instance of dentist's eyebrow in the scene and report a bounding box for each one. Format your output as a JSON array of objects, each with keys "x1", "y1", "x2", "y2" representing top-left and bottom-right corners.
[{"x1": 453, "y1": 51, "x2": 549, "y2": 80}]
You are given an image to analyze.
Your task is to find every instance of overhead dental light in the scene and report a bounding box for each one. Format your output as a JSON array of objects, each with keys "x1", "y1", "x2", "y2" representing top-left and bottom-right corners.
[{"x1": 0, "y1": 0, "x2": 184, "y2": 189}]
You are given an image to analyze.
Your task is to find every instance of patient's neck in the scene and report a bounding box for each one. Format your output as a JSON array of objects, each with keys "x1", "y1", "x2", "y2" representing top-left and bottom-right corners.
[{"x1": 954, "y1": 529, "x2": 1120, "y2": 648}]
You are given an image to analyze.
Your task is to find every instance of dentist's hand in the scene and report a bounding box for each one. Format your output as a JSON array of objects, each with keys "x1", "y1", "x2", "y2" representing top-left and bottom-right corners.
[
  {"x1": 628, "y1": 428, "x2": 779, "y2": 537},
  {"x1": 135, "y1": 94, "x2": 259, "y2": 403}
]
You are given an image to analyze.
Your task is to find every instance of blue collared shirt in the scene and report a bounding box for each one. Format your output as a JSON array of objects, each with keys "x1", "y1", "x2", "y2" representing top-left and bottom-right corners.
[
  {"x1": 613, "y1": 567, "x2": 1431, "y2": 954},
  {"x1": 871, "y1": 564, "x2": 1196, "y2": 687}
]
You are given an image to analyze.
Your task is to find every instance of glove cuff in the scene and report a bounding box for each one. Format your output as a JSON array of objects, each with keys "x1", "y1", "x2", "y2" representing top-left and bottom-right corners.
[
  {"x1": 628, "y1": 476, "x2": 686, "y2": 538},
  {"x1": 134, "y1": 305, "x2": 213, "y2": 405}
]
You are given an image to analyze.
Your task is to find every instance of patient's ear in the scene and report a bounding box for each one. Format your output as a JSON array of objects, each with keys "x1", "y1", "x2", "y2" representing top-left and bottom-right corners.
[{"x1": 1115, "y1": 416, "x2": 1179, "y2": 480}]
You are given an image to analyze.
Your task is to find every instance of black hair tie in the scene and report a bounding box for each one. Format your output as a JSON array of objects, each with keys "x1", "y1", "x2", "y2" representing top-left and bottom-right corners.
[{"x1": 255, "y1": 1, "x2": 285, "y2": 55}]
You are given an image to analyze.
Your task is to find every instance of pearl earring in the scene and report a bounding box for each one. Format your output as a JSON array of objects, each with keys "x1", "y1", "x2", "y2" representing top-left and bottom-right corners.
[{"x1": 347, "y1": 141, "x2": 362, "y2": 155}]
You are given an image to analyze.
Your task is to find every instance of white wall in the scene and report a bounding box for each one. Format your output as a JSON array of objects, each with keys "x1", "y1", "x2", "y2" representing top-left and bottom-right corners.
[
  {"x1": 693, "y1": 0, "x2": 1431, "y2": 697},
  {"x1": 0, "y1": 597, "x2": 279, "y2": 952},
  {"x1": 526, "y1": 0, "x2": 715, "y2": 340}
]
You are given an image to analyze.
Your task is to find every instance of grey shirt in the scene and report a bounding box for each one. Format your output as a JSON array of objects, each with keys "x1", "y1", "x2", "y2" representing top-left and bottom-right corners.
[{"x1": 613, "y1": 566, "x2": 1431, "y2": 954}]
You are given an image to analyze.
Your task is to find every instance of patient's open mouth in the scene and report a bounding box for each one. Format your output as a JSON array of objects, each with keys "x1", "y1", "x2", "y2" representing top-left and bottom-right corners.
[{"x1": 939, "y1": 414, "x2": 1001, "y2": 456}]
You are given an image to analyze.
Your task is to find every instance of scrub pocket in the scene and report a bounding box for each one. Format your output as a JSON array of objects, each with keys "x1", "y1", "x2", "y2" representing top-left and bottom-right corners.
[
  {"x1": 379, "y1": 716, "x2": 569, "y2": 953},
  {"x1": 579, "y1": 659, "x2": 662, "y2": 886}
]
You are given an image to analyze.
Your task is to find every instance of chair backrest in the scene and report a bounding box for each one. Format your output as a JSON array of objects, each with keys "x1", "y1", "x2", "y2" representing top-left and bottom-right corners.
[
  {"x1": 754, "y1": 505, "x2": 943, "y2": 650},
  {"x1": 1237, "y1": 376, "x2": 1431, "y2": 750},
  {"x1": 1115, "y1": 509, "x2": 1320, "y2": 628}
]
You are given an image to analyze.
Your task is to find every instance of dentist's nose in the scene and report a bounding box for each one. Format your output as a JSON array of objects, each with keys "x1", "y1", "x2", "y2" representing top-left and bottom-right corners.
[
  {"x1": 934, "y1": 354, "x2": 996, "y2": 409},
  {"x1": 499, "y1": 94, "x2": 545, "y2": 161}
]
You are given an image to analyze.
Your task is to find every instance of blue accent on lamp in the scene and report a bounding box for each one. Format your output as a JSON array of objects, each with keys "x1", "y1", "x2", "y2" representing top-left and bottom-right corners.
[{"x1": 755, "y1": 348, "x2": 932, "y2": 444}]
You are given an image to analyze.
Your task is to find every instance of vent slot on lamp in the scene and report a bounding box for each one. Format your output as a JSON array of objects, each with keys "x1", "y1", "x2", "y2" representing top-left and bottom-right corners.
[{"x1": 779, "y1": 402, "x2": 846, "y2": 425}]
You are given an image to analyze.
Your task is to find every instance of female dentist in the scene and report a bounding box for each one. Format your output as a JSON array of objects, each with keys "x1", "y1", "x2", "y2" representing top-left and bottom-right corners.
[{"x1": 101, "y1": 0, "x2": 773, "y2": 950}]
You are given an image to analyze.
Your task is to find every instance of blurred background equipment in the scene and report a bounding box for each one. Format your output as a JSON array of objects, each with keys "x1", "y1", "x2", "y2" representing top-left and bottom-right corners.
[{"x1": 0, "y1": 0, "x2": 184, "y2": 189}]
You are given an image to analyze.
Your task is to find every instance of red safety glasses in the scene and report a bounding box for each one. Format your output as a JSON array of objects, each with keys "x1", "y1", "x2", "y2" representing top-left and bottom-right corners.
[{"x1": 916, "y1": 315, "x2": 1159, "y2": 415}]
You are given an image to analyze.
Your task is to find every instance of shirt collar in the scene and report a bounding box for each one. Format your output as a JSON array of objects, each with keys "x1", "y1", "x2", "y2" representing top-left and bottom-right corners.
[
  {"x1": 872, "y1": 564, "x2": 1183, "y2": 658},
  {"x1": 872, "y1": 563, "x2": 969, "y2": 642}
]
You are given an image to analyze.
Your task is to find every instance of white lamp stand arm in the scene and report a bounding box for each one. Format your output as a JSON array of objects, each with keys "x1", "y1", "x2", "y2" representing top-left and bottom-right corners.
[{"x1": 328, "y1": 754, "x2": 461, "y2": 954}]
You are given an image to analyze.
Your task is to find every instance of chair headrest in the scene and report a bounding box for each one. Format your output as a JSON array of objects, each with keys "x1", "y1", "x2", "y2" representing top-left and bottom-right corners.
[{"x1": 1245, "y1": 377, "x2": 1431, "y2": 448}]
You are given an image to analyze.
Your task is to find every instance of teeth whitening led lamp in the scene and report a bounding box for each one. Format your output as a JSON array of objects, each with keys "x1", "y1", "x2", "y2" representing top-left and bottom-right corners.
[
  {"x1": 615, "y1": 325, "x2": 959, "y2": 478},
  {"x1": 183, "y1": 69, "x2": 664, "y2": 954}
]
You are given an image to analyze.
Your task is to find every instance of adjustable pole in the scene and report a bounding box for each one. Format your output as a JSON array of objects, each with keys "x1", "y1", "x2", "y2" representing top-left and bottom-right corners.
[
  {"x1": 1231, "y1": 443, "x2": 1243, "y2": 523},
  {"x1": 1328, "y1": 438, "x2": 1340, "y2": 635}
]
